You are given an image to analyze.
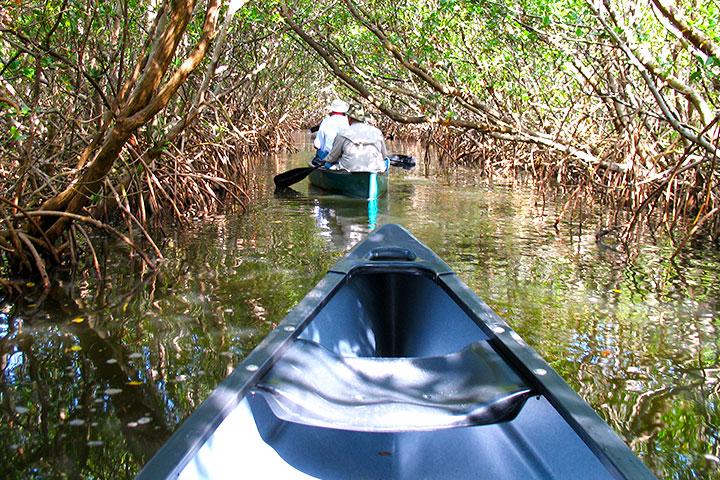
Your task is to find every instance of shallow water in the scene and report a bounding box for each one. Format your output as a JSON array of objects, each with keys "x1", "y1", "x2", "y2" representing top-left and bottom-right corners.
[{"x1": 2, "y1": 136, "x2": 720, "y2": 479}]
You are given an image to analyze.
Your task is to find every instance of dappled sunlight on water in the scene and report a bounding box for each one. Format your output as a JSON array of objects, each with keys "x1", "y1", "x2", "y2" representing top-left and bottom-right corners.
[{"x1": 1, "y1": 137, "x2": 720, "y2": 478}]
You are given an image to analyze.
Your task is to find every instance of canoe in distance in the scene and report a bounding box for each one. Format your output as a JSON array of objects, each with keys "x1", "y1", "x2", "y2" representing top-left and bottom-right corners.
[
  {"x1": 308, "y1": 167, "x2": 388, "y2": 200},
  {"x1": 137, "y1": 224, "x2": 656, "y2": 480}
]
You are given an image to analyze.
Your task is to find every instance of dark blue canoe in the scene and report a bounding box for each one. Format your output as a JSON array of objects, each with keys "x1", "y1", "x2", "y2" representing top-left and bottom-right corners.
[{"x1": 137, "y1": 224, "x2": 655, "y2": 480}]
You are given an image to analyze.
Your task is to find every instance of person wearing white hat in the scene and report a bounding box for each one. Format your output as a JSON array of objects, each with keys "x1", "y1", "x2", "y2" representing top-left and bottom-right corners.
[
  {"x1": 322, "y1": 103, "x2": 388, "y2": 173},
  {"x1": 312, "y1": 99, "x2": 350, "y2": 164}
]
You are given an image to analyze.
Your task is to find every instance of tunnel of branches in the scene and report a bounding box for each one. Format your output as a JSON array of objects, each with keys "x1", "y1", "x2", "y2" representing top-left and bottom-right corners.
[{"x1": 1, "y1": 0, "x2": 719, "y2": 286}]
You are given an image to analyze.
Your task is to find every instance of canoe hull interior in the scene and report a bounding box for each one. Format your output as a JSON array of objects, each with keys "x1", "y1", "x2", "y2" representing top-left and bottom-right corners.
[
  {"x1": 138, "y1": 225, "x2": 655, "y2": 480},
  {"x1": 180, "y1": 392, "x2": 609, "y2": 480},
  {"x1": 308, "y1": 168, "x2": 388, "y2": 199}
]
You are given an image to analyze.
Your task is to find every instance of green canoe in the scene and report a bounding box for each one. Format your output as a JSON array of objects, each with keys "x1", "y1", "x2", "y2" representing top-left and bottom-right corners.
[{"x1": 308, "y1": 168, "x2": 389, "y2": 200}]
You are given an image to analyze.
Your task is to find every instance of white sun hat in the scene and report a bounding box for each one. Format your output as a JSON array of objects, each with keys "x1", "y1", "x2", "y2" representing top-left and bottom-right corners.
[{"x1": 328, "y1": 99, "x2": 349, "y2": 113}]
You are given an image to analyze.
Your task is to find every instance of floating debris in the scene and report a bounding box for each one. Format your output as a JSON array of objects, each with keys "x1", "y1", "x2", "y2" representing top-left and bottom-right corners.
[
  {"x1": 69, "y1": 345, "x2": 82, "y2": 352},
  {"x1": 94, "y1": 398, "x2": 104, "y2": 404},
  {"x1": 25, "y1": 282, "x2": 35, "y2": 287},
  {"x1": 127, "y1": 380, "x2": 143, "y2": 386},
  {"x1": 127, "y1": 421, "x2": 138, "y2": 428},
  {"x1": 68, "y1": 419, "x2": 85, "y2": 427},
  {"x1": 106, "y1": 359, "x2": 118, "y2": 364},
  {"x1": 104, "y1": 388, "x2": 122, "y2": 396},
  {"x1": 137, "y1": 417, "x2": 152, "y2": 425},
  {"x1": 705, "y1": 454, "x2": 720, "y2": 464},
  {"x1": 15, "y1": 406, "x2": 29, "y2": 414},
  {"x1": 91, "y1": 422, "x2": 98, "y2": 427},
  {"x1": 128, "y1": 353, "x2": 143, "y2": 359},
  {"x1": 175, "y1": 375, "x2": 187, "y2": 382},
  {"x1": 87, "y1": 440, "x2": 104, "y2": 447},
  {"x1": 71, "y1": 317, "x2": 85, "y2": 324}
]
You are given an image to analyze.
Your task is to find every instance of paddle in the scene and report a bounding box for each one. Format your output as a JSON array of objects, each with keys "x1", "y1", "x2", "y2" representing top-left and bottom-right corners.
[
  {"x1": 388, "y1": 154, "x2": 416, "y2": 169},
  {"x1": 274, "y1": 164, "x2": 322, "y2": 190}
]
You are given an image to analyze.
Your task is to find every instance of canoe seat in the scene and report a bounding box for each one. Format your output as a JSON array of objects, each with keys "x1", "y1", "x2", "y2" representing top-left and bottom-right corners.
[{"x1": 254, "y1": 339, "x2": 534, "y2": 432}]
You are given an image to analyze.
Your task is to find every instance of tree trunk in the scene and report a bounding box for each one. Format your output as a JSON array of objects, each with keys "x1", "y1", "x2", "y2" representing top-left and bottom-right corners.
[{"x1": 36, "y1": 0, "x2": 220, "y2": 246}]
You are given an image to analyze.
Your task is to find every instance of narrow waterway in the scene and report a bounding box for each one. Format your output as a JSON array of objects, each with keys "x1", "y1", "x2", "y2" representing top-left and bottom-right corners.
[{"x1": 2, "y1": 134, "x2": 720, "y2": 479}]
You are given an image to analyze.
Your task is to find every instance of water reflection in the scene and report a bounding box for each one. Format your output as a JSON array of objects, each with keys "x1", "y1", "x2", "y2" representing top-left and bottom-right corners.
[
  {"x1": 308, "y1": 191, "x2": 389, "y2": 249},
  {"x1": 275, "y1": 182, "x2": 390, "y2": 250},
  {"x1": 1, "y1": 141, "x2": 720, "y2": 479}
]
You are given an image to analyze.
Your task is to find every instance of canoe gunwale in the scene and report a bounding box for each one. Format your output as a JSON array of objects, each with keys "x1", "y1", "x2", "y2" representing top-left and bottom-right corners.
[{"x1": 137, "y1": 225, "x2": 656, "y2": 480}]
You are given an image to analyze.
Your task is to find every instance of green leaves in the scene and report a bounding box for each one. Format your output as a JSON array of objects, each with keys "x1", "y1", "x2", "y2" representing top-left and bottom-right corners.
[
  {"x1": 8, "y1": 125, "x2": 25, "y2": 142},
  {"x1": 21, "y1": 66, "x2": 35, "y2": 80}
]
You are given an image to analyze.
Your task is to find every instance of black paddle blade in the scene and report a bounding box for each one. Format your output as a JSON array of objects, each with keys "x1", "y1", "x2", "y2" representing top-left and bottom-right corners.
[
  {"x1": 388, "y1": 154, "x2": 416, "y2": 169},
  {"x1": 274, "y1": 166, "x2": 317, "y2": 190}
]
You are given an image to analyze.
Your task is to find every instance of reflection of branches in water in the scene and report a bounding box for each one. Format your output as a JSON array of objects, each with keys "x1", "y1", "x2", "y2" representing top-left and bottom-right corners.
[
  {"x1": 0, "y1": 179, "x2": 352, "y2": 475},
  {"x1": 559, "y1": 291, "x2": 720, "y2": 467},
  {"x1": 4, "y1": 333, "x2": 54, "y2": 476},
  {"x1": 622, "y1": 383, "x2": 682, "y2": 474},
  {"x1": 573, "y1": 319, "x2": 720, "y2": 465},
  {"x1": 98, "y1": 269, "x2": 162, "y2": 312},
  {"x1": 1, "y1": 288, "x2": 174, "y2": 476}
]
